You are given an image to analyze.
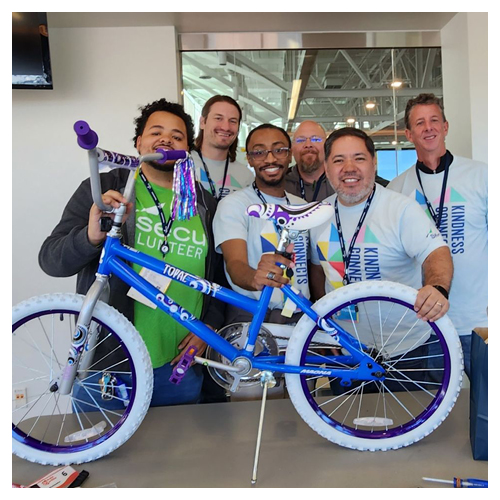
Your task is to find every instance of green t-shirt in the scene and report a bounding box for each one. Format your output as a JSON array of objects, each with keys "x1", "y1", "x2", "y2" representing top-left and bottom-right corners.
[{"x1": 133, "y1": 179, "x2": 207, "y2": 368}]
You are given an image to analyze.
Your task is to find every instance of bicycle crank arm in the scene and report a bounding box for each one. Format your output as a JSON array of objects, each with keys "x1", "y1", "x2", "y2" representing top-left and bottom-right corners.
[{"x1": 194, "y1": 356, "x2": 243, "y2": 373}]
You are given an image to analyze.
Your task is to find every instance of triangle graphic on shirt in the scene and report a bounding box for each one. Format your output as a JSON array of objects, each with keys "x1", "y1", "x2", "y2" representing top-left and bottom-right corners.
[
  {"x1": 329, "y1": 260, "x2": 345, "y2": 277},
  {"x1": 330, "y1": 280, "x2": 344, "y2": 290},
  {"x1": 217, "y1": 174, "x2": 242, "y2": 188},
  {"x1": 363, "y1": 226, "x2": 380, "y2": 244},
  {"x1": 329, "y1": 224, "x2": 340, "y2": 243},
  {"x1": 415, "y1": 189, "x2": 427, "y2": 206},
  {"x1": 433, "y1": 188, "x2": 451, "y2": 205},
  {"x1": 329, "y1": 247, "x2": 343, "y2": 263},
  {"x1": 317, "y1": 242, "x2": 330, "y2": 261},
  {"x1": 450, "y1": 187, "x2": 466, "y2": 203},
  {"x1": 260, "y1": 232, "x2": 279, "y2": 253},
  {"x1": 199, "y1": 169, "x2": 209, "y2": 183},
  {"x1": 355, "y1": 225, "x2": 366, "y2": 243}
]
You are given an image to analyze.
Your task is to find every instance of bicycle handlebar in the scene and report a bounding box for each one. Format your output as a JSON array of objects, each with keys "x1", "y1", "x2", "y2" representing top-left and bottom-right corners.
[
  {"x1": 73, "y1": 120, "x2": 189, "y2": 212},
  {"x1": 74, "y1": 121, "x2": 99, "y2": 150}
]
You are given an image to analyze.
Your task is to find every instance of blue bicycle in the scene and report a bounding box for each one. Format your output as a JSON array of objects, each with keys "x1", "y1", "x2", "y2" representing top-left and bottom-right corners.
[{"x1": 12, "y1": 122, "x2": 463, "y2": 467}]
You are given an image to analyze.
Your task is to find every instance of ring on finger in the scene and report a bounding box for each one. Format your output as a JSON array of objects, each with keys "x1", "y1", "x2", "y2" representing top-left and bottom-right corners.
[{"x1": 266, "y1": 272, "x2": 276, "y2": 280}]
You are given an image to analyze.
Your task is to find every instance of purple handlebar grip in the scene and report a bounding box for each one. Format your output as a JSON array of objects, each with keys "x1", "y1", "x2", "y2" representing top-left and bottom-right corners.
[
  {"x1": 156, "y1": 148, "x2": 188, "y2": 163},
  {"x1": 74, "y1": 120, "x2": 99, "y2": 150}
]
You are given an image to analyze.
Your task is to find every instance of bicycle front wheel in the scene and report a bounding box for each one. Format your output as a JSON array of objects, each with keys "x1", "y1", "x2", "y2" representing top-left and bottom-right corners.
[
  {"x1": 12, "y1": 293, "x2": 153, "y2": 465},
  {"x1": 285, "y1": 281, "x2": 463, "y2": 451}
]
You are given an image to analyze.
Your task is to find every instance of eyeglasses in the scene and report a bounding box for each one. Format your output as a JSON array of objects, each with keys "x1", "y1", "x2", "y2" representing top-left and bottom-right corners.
[
  {"x1": 294, "y1": 136, "x2": 324, "y2": 144},
  {"x1": 247, "y1": 147, "x2": 290, "y2": 161}
]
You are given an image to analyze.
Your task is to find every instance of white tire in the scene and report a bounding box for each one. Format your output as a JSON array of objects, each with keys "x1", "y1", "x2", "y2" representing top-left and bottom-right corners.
[
  {"x1": 12, "y1": 293, "x2": 153, "y2": 464},
  {"x1": 285, "y1": 281, "x2": 463, "y2": 451}
]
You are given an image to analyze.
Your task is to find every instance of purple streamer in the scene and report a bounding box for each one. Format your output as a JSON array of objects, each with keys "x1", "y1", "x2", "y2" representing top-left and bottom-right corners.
[{"x1": 171, "y1": 156, "x2": 197, "y2": 220}]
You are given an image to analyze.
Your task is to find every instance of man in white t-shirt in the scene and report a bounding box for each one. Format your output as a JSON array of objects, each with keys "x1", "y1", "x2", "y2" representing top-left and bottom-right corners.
[
  {"x1": 213, "y1": 124, "x2": 309, "y2": 324},
  {"x1": 193, "y1": 95, "x2": 254, "y2": 200},
  {"x1": 388, "y1": 93, "x2": 488, "y2": 377},
  {"x1": 309, "y1": 127, "x2": 453, "y2": 392}
]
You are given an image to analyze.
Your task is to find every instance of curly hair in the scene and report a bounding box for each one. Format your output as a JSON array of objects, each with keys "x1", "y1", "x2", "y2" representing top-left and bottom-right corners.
[
  {"x1": 133, "y1": 99, "x2": 195, "y2": 150},
  {"x1": 404, "y1": 93, "x2": 446, "y2": 130}
]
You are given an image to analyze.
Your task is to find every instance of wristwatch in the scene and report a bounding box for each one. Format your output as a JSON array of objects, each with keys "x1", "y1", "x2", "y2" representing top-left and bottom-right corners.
[{"x1": 433, "y1": 285, "x2": 449, "y2": 300}]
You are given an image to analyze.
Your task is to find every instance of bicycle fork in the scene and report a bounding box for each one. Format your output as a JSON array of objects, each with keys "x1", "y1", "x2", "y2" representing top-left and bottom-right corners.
[{"x1": 57, "y1": 274, "x2": 110, "y2": 395}]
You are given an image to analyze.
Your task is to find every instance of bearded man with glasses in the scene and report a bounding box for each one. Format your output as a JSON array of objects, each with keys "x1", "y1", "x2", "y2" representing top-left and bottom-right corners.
[
  {"x1": 286, "y1": 120, "x2": 336, "y2": 202},
  {"x1": 213, "y1": 124, "x2": 310, "y2": 327}
]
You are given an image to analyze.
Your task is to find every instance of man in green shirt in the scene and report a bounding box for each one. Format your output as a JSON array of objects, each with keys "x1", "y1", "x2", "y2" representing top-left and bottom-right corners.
[{"x1": 39, "y1": 99, "x2": 225, "y2": 406}]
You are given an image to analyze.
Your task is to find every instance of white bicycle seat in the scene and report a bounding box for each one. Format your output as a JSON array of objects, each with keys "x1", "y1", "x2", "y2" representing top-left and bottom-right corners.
[{"x1": 247, "y1": 201, "x2": 334, "y2": 231}]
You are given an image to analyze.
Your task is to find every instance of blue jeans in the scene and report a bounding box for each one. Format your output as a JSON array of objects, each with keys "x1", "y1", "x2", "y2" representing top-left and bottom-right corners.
[
  {"x1": 73, "y1": 363, "x2": 203, "y2": 412},
  {"x1": 426, "y1": 333, "x2": 471, "y2": 382}
]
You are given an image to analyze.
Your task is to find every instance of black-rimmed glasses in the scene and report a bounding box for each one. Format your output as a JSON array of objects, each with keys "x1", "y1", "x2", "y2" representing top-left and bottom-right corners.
[{"x1": 247, "y1": 147, "x2": 290, "y2": 161}]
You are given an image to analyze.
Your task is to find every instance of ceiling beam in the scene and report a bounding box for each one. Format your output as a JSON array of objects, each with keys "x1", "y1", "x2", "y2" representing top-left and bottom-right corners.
[
  {"x1": 234, "y1": 53, "x2": 291, "y2": 92},
  {"x1": 303, "y1": 87, "x2": 440, "y2": 98},
  {"x1": 182, "y1": 54, "x2": 235, "y2": 89},
  {"x1": 339, "y1": 50, "x2": 372, "y2": 88}
]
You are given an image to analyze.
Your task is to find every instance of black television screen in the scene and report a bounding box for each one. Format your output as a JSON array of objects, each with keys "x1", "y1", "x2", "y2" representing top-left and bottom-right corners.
[{"x1": 12, "y1": 12, "x2": 53, "y2": 89}]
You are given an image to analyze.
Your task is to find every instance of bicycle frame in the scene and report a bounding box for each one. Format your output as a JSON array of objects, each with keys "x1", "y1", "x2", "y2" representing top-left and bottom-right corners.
[{"x1": 57, "y1": 232, "x2": 385, "y2": 396}]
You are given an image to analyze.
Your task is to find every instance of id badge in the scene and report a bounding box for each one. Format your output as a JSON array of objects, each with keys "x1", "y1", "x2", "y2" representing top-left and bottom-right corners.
[
  {"x1": 127, "y1": 267, "x2": 172, "y2": 309},
  {"x1": 334, "y1": 304, "x2": 359, "y2": 322}
]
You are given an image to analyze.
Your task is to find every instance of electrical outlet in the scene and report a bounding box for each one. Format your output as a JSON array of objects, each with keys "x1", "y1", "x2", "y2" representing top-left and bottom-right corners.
[{"x1": 14, "y1": 388, "x2": 27, "y2": 409}]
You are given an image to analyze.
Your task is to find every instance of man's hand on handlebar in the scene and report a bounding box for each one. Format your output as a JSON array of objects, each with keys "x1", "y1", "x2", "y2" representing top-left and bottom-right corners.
[{"x1": 88, "y1": 190, "x2": 133, "y2": 247}]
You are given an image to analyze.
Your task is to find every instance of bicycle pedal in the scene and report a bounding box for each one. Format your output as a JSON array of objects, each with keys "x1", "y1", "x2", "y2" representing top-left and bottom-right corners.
[{"x1": 169, "y1": 346, "x2": 198, "y2": 385}]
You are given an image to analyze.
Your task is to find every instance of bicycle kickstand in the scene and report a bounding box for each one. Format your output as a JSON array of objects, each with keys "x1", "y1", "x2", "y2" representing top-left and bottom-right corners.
[{"x1": 251, "y1": 370, "x2": 276, "y2": 486}]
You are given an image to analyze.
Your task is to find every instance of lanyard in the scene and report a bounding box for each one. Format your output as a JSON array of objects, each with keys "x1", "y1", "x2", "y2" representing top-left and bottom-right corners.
[
  {"x1": 252, "y1": 181, "x2": 290, "y2": 205},
  {"x1": 334, "y1": 185, "x2": 376, "y2": 285},
  {"x1": 196, "y1": 150, "x2": 229, "y2": 200},
  {"x1": 415, "y1": 154, "x2": 452, "y2": 230},
  {"x1": 298, "y1": 172, "x2": 325, "y2": 202},
  {"x1": 138, "y1": 169, "x2": 173, "y2": 256}
]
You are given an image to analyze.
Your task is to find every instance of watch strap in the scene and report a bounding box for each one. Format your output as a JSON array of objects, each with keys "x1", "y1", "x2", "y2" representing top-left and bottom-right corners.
[{"x1": 432, "y1": 285, "x2": 449, "y2": 300}]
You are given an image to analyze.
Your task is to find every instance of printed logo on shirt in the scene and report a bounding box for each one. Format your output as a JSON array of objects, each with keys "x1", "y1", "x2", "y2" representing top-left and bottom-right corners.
[
  {"x1": 200, "y1": 171, "x2": 244, "y2": 199},
  {"x1": 260, "y1": 222, "x2": 309, "y2": 287},
  {"x1": 136, "y1": 207, "x2": 207, "y2": 259},
  {"x1": 415, "y1": 187, "x2": 466, "y2": 255},
  {"x1": 316, "y1": 223, "x2": 381, "y2": 289}
]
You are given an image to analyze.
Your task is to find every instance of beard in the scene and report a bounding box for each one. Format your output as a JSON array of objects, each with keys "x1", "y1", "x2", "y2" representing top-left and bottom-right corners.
[
  {"x1": 335, "y1": 181, "x2": 374, "y2": 206},
  {"x1": 255, "y1": 163, "x2": 287, "y2": 187},
  {"x1": 146, "y1": 160, "x2": 175, "y2": 173},
  {"x1": 298, "y1": 150, "x2": 322, "y2": 175},
  {"x1": 299, "y1": 157, "x2": 322, "y2": 175}
]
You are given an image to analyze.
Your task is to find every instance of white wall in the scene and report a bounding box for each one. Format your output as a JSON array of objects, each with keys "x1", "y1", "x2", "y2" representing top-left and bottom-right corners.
[
  {"x1": 12, "y1": 26, "x2": 179, "y2": 304},
  {"x1": 441, "y1": 13, "x2": 488, "y2": 163}
]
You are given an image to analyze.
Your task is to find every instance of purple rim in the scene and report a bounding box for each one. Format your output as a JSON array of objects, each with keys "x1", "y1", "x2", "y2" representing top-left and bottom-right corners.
[
  {"x1": 12, "y1": 308, "x2": 137, "y2": 454},
  {"x1": 301, "y1": 295, "x2": 451, "y2": 439}
]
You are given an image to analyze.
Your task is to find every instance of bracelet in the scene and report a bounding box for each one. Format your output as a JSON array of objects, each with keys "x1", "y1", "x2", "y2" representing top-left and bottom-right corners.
[{"x1": 432, "y1": 285, "x2": 449, "y2": 300}]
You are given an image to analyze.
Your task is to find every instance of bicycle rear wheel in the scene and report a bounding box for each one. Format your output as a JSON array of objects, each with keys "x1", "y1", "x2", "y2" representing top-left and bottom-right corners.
[
  {"x1": 285, "y1": 281, "x2": 463, "y2": 451},
  {"x1": 12, "y1": 293, "x2": 153, "y2": 464}
]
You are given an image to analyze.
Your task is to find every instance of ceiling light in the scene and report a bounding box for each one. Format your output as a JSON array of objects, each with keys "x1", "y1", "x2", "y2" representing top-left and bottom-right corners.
[
  {"x1": 218, "y1": 52, "x2": 227, "y2": 66},
  {"x1": 288, "y1": 79, "x2": 302, "y2": 121},
  {"x1": 392, "y1": 140, "x2": 398, "y2": 145},
  {"x1": 199, "y1": 72, "x2": 212, "y2": 80},
  {"x1": 391, "y1": 80, "x2": 402, "y2": 88},
  {"x1": 365, "y1": 101, "x2": 376, "y2": 110},
  {"x1": 347, "y1": 118, "x2": 355, "y2": 124}
]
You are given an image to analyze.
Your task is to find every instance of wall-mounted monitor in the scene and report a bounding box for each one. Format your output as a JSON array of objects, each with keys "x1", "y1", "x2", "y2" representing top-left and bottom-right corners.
[{"x1": 13, "y1": 12, "x2": 53, "y2": 89}]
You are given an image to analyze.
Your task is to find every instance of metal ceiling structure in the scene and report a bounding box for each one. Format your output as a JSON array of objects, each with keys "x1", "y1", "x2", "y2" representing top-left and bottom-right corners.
[{"x1": 181, "y1": 47, "x2": 443, "y2": 149}]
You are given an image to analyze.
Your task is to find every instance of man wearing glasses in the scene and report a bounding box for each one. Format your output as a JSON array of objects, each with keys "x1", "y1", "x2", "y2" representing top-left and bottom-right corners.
[
  {"x1": 213, "y1": 124, "x2": 310, "y2": 325},
  {"x1": 286, "y1": 120, "x2": 335, "y2": 202}
]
